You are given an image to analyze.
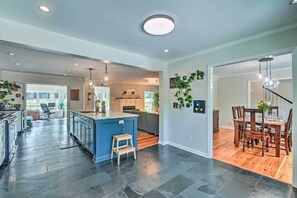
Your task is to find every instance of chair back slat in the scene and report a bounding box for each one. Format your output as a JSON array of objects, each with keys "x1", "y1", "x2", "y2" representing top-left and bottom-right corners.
[
  {"x1": 243, "y1": 108, "x2": 265, "y2": 138},
  {"x1": 284, "y1": 108, "x2": 293, "y2": 136},
  {"x1": 232, "y1": 106, "x2": 238, "y2": 120}
]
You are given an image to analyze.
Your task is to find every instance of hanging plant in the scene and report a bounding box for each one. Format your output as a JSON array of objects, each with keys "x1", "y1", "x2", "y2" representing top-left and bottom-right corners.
[
  {"x1": 0, "y1": 81, "x2": 21, "y2": 100},
  {"x1": 174, "y1": 70, "x2": 205, "y2": 109}
]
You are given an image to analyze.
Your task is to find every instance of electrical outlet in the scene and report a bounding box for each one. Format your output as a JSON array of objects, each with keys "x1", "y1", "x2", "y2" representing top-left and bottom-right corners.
[{"x1": 119, "y1": 120, "x2": 124, "y2": 125}]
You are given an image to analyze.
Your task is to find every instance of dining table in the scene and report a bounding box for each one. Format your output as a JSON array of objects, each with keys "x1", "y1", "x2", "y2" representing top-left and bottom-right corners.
[{"x1": 233, "y1": 116, "x2": 286, "y2": 157}]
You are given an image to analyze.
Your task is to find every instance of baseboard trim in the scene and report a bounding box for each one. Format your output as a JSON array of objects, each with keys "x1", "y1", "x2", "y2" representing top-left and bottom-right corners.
[
  {"x1": 158, "y1": 140, "x2": 168, "y2": 145},
  {"x1": 220, "y1": 126, "x2": 234, "y2": 130},
  {"x1": 167, "y1": 141, "x2": 210, "y2": 159}
]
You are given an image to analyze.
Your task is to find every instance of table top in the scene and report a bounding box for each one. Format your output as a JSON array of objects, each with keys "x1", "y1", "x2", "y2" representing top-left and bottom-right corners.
[{"x1": 234, "y1": 117, "x2": 286, "y2": 126}]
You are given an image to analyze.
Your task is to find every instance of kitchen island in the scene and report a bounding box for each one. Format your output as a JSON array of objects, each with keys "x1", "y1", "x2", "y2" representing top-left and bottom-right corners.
[{"x1": 69, "y1": 110, "x2": 138, "y2": 163}]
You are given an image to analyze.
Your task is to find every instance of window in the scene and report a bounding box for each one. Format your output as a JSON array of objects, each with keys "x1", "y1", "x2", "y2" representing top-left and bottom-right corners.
[
  {"x1": 27, "y1": 92, "x2": 37, "y2": 99},
  {"x1": 94, "y1": 87, "x2": 110, "y2": 111},
  {"x1": 39, "y1": 92, "x2": 49, "y2": 99},
  {"x1": 144, "y1": 91, "x2": 154, "y2": 113}
]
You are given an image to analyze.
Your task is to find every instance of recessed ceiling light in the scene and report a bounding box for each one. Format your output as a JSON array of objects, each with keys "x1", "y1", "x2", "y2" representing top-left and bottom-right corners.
[
  {"x1": 20, "y1": 70, "x2": 24, "y2": 72},
  {"x1": 164, "y1": 49, "x2": 169, "y2": 53},
  {"x1": 103, "y1": 60, "x2": 110, "y2": 64},
  {"x1": 15, "y1": 63, "x2": 20, "y2": 66},
  {"x1": 289, "y1": 0, "x2": 297, "y2": 5},
  {"x1": 143, "y1": 14, "x2": 175, "y2": 36},
  {"x1": 8, "y1": 52, "x2": 15, "y2": 56},
  {"x1": 74, "y1": 63, "x2": 78, "y2": 66},
  {"x1": 63, "y1": 74, "x2": 67, "y2": 76},
  {"x1": 67, "y1": 69, "x2": 72, "y2": 72},
  {"x1": 38, "y1": 5, "x2": 51, "y2": 13}
]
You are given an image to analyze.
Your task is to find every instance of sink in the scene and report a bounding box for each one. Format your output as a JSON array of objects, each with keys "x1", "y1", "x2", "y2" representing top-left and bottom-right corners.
[{"x1": 79, "y1": 110, "x2": 95, "y2": 113}]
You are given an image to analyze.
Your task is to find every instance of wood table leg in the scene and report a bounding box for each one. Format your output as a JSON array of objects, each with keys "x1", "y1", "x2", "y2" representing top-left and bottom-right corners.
[
  {"x1": 234, "y1": 121, "x2": 239, "y2": 147},
  {"x1": 275, "y1": 125, "x2": 281, "y2": 157}
]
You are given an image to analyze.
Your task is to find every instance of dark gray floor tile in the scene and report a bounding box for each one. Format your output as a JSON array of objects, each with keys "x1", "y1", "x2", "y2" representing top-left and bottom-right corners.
[
  {"x1": 157, "y1": 175, "x2": 194, "y2": 198},
  {"x1": 123, "y1": 186, "x2": 140, "y2": 198},
  {"x1": 141, "y1": 189, "x2": 166, "y2": 198},
  {"x1": 1, "y1": 119, "x2": 290, "y2": 198}
]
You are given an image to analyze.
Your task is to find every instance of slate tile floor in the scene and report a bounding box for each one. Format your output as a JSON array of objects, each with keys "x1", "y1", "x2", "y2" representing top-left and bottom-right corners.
[{"x1": 0, "y1": 119, "x2": 296, "y2": 198}]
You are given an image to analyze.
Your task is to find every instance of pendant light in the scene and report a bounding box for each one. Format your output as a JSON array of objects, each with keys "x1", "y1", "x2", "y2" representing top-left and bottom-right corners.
[
  {"x1": 102, "y1": 63, "x2": 111, "y2": 86},
  {"x1": 256, "y1": 61, "x2": 263, "y2": 80},
  {"x1": 259, "y1": 57, "x2": 279, "y2": 89},
  {"x1": 88, "y1": 68, "x2": 95, "y2": 89}
]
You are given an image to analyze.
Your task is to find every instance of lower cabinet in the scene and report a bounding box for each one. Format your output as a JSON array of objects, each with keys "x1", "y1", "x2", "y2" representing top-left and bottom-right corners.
[{"x1": 72, "y1": 114, "x2": 95, "y2": 154}]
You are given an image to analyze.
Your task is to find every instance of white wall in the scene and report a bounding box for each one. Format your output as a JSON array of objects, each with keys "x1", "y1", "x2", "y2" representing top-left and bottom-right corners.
[
  {"x1": 0, "y1": 71, "x2": 84, "y2": 110},
  {"x1": 215, "y1": 68, "x2": 292, "y2": 128},
  {"x1": 167, "y1": 25, "x2": 297, "y2": 158}
]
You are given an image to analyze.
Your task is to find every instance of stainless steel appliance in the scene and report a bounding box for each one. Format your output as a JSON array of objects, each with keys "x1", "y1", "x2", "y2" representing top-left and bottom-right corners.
[
  {"x1": 4, "y1": 112, "x2": 18, "y2": 164},
  {"x1": 0, "y1": 119, "x2": 6, "y2": 166}
]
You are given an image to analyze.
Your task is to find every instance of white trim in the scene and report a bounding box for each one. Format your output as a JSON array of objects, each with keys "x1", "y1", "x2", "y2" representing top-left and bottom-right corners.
[
  {"x1": 167, "y1": 141, "x2": 210, "y2": 159},
  {"x1": 220, "y1": 126, "x2": 234, "y2": 130},
  {"x1": 207, "y1": 65, "x2": 214, "y2": 158},
  {"x1": 292, "y1": 47, "x2": 297, "y2": 188},
  {"x1": 158, "y1": 140, "x2": 168, "y2": 145},
  {"x1": 168, "y1": 23, "x2": 297, "y2": 64}
]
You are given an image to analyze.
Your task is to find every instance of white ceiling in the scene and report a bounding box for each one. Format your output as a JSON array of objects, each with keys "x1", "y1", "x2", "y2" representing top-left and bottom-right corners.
[
  {"x1": 0, "y1": 41, "x2": 159, "y2": 85},
  {"x1": 213, "y1": 53, "x2": 292, "y2": 77},
  {"x1": 0, "y1": 1, "x2": 296, "y2": 62}
]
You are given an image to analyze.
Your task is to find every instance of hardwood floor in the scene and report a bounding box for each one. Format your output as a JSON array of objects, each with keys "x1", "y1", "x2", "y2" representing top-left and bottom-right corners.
[
  {"x1": 213, "y1": 128, "x2": 292, "y2": 184},
  {"x1": 137, "y1": 131, "x2": 159, "y2": 150}
]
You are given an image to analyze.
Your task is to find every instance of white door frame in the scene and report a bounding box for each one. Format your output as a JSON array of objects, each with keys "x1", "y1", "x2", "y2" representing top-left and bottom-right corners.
[{"x1": 206, "y1": 48, "x2": 296, "y2": 187}]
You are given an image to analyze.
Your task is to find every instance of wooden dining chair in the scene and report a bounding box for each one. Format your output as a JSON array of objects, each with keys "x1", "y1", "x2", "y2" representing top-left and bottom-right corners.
[
  {"x1": 232, "y1": 106, "x2": 244, "y2": 143},
  {"x1": 237, "y1": 106, "x2": 244, "y2": 118},
  {"x1": 269, "y1": 106, "x2": 279, "y2": 117},
  {"x1": 243, "y1": 108, "x2": 270, "y2": 157},
  {"x1": 270, "y1": 108, "x2": 292, "y2": 155}
]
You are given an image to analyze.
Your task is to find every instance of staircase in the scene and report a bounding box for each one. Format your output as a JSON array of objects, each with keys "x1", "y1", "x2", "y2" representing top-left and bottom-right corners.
[{"x1": 263, "y1": 86, "x2": 293, "y2": 118}]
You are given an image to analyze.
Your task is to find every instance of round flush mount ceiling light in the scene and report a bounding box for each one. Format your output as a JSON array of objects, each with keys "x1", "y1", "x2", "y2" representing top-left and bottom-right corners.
[
  {"x1": 289, "y1": 0, "x2": 297, "y2": 5},
  {"x1": 38, "y1": 5, "x2": 51, "y2": 13},
  {"x1": 8, "y1": 52, "x2": 15, "y2": 56},
  {"x1": 143, "y1": 15, "x2": 175, "y2": 36},
  {"x1": 164, "y1": 49, "x2": 169, "y2": 53}
]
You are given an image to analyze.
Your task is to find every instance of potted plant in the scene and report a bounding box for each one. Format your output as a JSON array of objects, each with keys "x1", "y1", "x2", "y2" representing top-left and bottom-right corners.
[
  {"x1": 197, "y1": 70, "x2": 205, "y2": 80},
  {"x1": 257, "y1": 100, "x2": 271, "y2": 115},
  {"x1": 0, "y1": 80, "x2": 21, "y2": 100}
]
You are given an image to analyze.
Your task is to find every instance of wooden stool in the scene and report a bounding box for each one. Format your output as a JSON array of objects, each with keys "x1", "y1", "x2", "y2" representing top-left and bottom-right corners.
[{"x1": 111, "y1": 133, "x2": 136, "y2": 165}]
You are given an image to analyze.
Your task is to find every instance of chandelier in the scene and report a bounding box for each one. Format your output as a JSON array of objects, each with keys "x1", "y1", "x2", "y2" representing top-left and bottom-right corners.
[{"x1": 257, "y1": 57, "x2": 279, "y2": 89}]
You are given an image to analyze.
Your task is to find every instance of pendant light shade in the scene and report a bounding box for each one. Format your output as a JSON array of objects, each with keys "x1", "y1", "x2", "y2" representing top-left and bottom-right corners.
[
  {"x1": 258, "y1": 57, "x2": 279, "y2": 89},
  {"x1": 102, "y1": 63, "x2": 111, "y2": 86},
  {"x1": 88, "y1": 68, "x2": 95, "y2": 89}
]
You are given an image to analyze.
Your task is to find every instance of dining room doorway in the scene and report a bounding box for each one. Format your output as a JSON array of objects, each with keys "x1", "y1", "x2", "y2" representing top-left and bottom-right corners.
[{"x1": 208, "y1": 52, "x2": 295, "y2": 185}]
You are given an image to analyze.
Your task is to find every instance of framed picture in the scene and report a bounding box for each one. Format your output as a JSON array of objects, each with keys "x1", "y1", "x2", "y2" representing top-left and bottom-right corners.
[
  {"x1": 16, "y1": 94, "x2": 21, "y2": 98},
  {"x1": 70, "y1": 89, "x2": 79, "y2": 101},
  {"x1": 193, "y1": 100, "x2": 205, "y2": 113},
  {"x1": 170, "y1": 78, "x2": 176, "y2": 89}
]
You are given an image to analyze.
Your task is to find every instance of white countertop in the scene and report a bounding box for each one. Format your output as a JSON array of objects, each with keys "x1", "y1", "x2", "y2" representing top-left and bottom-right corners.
[{"x1": 70, "y1": 110, "x2": 138, "y2": 120}]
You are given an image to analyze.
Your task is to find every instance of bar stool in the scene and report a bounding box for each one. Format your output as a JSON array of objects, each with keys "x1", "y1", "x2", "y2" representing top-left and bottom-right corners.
[{"x1": 111, "y1": 133, "x2": 136, "y2": 165}]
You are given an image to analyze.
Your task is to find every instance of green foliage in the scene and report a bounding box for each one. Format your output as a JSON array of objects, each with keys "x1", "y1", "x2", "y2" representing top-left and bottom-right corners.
[
  {"x1": 174, "y1": 70, "x2": 205, "y2": 109},
  {"x1": 0, "y1": 80, "x2": 21, "y2": 100},
  {"x1": 153, "y1": 92, "x2": 159, "y2": 109}
]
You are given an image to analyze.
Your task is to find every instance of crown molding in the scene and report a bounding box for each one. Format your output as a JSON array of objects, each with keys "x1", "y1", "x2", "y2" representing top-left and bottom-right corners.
[{"x1": 168, "y1": 22, "x2": 297, "y2": 64}]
